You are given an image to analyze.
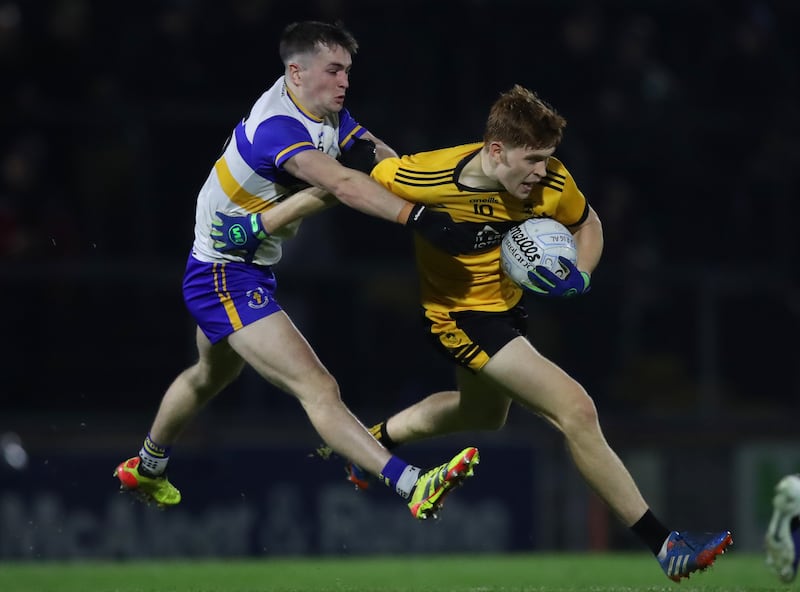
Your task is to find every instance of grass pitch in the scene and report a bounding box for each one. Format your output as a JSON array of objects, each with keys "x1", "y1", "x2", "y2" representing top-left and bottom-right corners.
[{"x1": 0, "y1": 552, "x2": 786, "y2": 592}]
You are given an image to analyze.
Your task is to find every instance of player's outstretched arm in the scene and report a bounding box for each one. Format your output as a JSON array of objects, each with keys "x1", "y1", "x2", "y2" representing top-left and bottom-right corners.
[
  {"x1": 260, "y1": 186, "x2": 339, "y2": 233},
  {"x1": 284, "y1": 149, "x2": 408, "y2": 223},
  {"x1": 261, "y1": 133, "x2": 398, "y2": 231},
  {"x1": 212, "y1": 149, "x2": 481, "y2": 258},
  {"x1": 283, "y1": 149, "x2": 477, "y2": 254}
]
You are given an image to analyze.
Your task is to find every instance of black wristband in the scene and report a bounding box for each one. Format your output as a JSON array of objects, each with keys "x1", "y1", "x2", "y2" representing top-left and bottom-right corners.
[{"x1": 405, "y1": 205, "x2": 468, "y2": 255}]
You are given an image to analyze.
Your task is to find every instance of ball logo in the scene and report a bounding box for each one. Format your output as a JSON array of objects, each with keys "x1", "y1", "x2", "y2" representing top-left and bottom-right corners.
[
  {"x1": 508, "y1": 225, "x2": 543, "y2": 264},
  {"x1": 228, "y1": 224, "x2": 247, "y2": 246},
  {"x1": 500, "y1": 218, "x2": 577, "y2": 288}
]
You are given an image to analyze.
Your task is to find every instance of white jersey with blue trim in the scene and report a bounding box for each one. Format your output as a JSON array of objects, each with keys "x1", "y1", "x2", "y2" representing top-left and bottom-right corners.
[{"x1": 191, "y1": 75, "x2": 366, "y2": 265}]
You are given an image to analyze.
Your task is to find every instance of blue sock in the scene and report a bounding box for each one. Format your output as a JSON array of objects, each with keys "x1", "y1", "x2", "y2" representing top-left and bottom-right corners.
[{"x1": 380, "y1": 455, "x2": 421, "y2": 499}]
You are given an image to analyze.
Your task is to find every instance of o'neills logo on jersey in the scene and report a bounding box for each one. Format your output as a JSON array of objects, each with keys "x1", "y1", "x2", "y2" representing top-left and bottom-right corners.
[
  {"x1": 246, "y1": 287, "x2": 270, "y2": 309},
  {"x1": 469, "y1": 197, "x2": 499, "y2": 204}
]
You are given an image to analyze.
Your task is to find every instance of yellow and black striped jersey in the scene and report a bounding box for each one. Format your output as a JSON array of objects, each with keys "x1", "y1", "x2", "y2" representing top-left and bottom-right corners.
[{"x1": 371, "y1": 142, "x2": 589, "y2": 313}]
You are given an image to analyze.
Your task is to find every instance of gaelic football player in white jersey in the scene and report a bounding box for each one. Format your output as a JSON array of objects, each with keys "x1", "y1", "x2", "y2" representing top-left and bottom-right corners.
[{"x1": 114, "y1": 20, "x2": 479, "y2": 521}]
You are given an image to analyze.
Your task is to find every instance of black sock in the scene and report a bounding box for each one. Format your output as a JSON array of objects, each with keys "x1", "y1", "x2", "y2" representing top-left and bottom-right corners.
[
  {"x1": 631, "y1": 509, "x2": 671, "y2": 555},
  {"x1": 370, "y1": 420, "x2": 396, "y2": 450}
]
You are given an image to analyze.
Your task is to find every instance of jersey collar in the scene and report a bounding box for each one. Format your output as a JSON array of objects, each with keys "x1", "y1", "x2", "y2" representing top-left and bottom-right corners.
[{"x1": 284, "y1": 81, "x2": 324, "y2": 123}]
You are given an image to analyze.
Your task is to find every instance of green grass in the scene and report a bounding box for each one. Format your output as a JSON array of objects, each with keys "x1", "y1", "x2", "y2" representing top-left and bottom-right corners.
[{"x1": 0, "y1": 553, "x2": 787, "y2": 592}]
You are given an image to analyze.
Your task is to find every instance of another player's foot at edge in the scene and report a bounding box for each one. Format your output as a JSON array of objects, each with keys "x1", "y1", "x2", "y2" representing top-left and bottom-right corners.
[
  {"x1": 765, "y1": 474, "x2": 800, "y2": 583},
  {"x1": 657, "y1": 530, "x2": 733, "y2": 582},
  {"x1": 408, "y1": 446, "x2": 479, "y2": 520},
  {"x1": 113, "y1": 456, "x2": 181, "y2": 507}
]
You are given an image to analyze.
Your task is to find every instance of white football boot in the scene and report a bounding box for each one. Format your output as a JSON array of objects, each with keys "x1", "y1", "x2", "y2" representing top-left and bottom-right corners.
[{"x1": 766, "y1": 474, "x2": 800, "y2": 583}]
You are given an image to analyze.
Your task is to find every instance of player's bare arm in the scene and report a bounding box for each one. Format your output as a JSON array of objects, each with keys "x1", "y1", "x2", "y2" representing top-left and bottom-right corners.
[
  {"x1": 213, "y1": 147, "x2": 482, "y2": 258},
  {"x1": 570, "y1": 205, "x2": 603, "y2": 274},
  {"x1": 283, "y1": 148, "x2": 414, "y2": 224},
  {"x1": 259, "y1": 186, "x2": 339, "y2": 234},
  {"x1": 260, "y1": 133, "x2": 398, "y2": 233}
]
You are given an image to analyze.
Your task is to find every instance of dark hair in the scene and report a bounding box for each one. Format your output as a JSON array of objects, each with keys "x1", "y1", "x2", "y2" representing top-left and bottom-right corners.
[
  {"x1": 483, "y1": 85, "x2": 567, "y2": 149},
  {"x1": 279, "y1": 21, "x2": 359, "y2": 65}
]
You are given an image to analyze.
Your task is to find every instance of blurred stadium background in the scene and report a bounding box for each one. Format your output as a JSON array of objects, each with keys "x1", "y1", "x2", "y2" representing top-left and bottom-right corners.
[{"x1": 1, "y1": 0, "x2": 798, "y2": 560}]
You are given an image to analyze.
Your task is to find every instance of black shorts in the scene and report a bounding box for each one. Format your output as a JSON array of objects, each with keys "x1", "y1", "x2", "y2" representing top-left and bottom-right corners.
[{"x1": 422, "y1": 305, "x2": 528, "y2": 371}]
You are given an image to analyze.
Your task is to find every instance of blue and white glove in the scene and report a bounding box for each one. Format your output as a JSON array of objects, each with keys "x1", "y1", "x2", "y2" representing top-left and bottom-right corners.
[
  {"x1": 210, "y1": 212, "x2": 269, "y2": 263},
  {"x1": 525, "y1": 256, "x2": 591, "y2": 298}
]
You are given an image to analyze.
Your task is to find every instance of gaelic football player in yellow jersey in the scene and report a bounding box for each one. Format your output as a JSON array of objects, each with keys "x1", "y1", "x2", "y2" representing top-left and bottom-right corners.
[
  {"x1": 371, "y1": 86, "x2": 732, "y2": 581},
  {"x1": 366, "y1": 86, "x2": 731, "y2": 581},
  {"x1": 252, "y1": 84, "x2": 733, "y2": 581}
]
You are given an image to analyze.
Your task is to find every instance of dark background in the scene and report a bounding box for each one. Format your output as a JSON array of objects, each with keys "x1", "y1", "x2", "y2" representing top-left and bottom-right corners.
[{"x1": 0, "y1": 0, "x2": 798, "y2": 555}]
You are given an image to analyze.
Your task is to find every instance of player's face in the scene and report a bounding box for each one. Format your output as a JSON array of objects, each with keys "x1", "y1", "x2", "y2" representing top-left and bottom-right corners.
[
  {"x1": 293, "y1": 44, "x2": 352, "y2": 117},
  {"x1": 494, "y1": 144, "x2": 556, "y2": 200}
]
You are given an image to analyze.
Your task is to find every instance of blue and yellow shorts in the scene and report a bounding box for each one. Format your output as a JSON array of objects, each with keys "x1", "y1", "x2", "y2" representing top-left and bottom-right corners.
[{"x1": 182, "y1": 253, "x2": 282, "y2": 344}]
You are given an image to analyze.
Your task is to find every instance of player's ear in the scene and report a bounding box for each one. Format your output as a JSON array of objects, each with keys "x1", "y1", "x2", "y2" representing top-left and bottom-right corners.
[
  {"x1": 487, "y1": 141, "x2": 504, "y2": 161},
  {"x1": 287, "y1": 62, "x2": 303, "y2": 85}
]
